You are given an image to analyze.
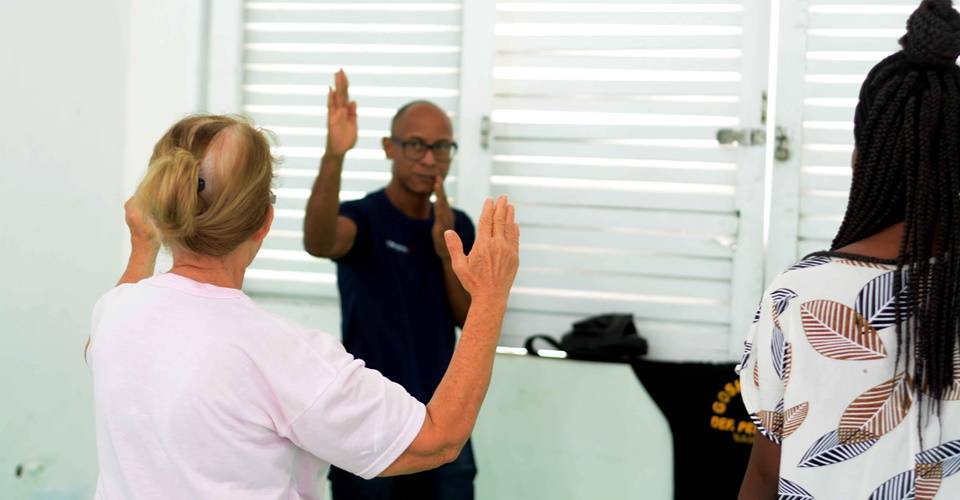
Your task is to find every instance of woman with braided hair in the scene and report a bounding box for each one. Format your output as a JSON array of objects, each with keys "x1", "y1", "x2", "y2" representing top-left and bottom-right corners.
[{"x1": 738, "y1": 1, "x2": 960, "y2": 498}]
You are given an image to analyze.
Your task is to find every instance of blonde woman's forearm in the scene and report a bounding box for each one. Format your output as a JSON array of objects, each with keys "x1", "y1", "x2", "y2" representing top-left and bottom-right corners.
[
  {"x1": 117, "y1": 241, "x2": 159, "y2": 286},
  {"x1": 379, "y1": 295, "x2": 507, "y2": 476}
]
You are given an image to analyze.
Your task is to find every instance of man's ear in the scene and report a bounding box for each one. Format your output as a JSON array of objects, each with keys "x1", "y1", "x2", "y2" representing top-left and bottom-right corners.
[
  {"x1": 254, "y1": 205, "x2": 274, "y2": 243},
  {"x1": 382, "y1": 137, "x2": 395, "y2": 159}
]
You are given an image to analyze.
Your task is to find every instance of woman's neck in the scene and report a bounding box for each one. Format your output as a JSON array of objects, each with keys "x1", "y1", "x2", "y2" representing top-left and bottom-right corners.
[
  {"x1": 835, "y1": 222, "x2": 905, "y2": 260},
  {"x1": 170, "y1": 251, "x2": 247, "y2": 289}
]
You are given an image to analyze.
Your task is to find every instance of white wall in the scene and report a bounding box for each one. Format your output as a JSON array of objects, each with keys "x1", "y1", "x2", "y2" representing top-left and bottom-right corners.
[
  {"x1": 122, "y1": 0, "x2": 206, "y2": 197},
  {"x1": 0, "y1": 1, "x2": 203, "y2": 497},
  {"x1": 0, "y1": 1, "x2": 131, "y2": 497}
]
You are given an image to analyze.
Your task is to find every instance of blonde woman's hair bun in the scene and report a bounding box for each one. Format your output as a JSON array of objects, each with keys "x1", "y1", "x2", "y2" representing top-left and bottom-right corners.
[{"x1": 134, "y1": 115, "x2": 275, "y2": 256}]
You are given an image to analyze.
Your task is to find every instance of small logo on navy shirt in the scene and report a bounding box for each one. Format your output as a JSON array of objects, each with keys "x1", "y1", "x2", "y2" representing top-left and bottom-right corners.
[{"x1": 385, "y1": 240, "x2": 410, "y2": 254}]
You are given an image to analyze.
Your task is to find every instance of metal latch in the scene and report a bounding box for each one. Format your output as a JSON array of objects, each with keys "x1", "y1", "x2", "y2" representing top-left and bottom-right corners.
[
  {"x1": 717, "y1": 128, "x2": 766, "y2": 146},
  {"x1": 716, "y1": 126, "x2": 792, "y2": 162}
]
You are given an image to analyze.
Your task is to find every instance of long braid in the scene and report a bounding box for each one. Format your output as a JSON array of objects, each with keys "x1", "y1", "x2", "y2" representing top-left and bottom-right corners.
[
  {"x1": 896, "y1": 94, "x2": 919, "y2": 386},
  {"x1": 890, "y1": 111, "x2": 911, "y2": 378},
  {"x1": 832, "y1": 0, "x2": 960, "y2": 410},
  {"x1": 943, "y1": 73, "x2": 960, "y2": 373},
  {"x1": 924, "y1": 71, "x2": 947, "y2": 415},
  {"x1": 833, "y1": 68, "x2": 915, "y2": 247},
  {"x1": 849, "y1": 74, "x2": 911, "y2": 236},
  {"x1": 914, "y1": 72, "x2": 938, "y2": 416}
]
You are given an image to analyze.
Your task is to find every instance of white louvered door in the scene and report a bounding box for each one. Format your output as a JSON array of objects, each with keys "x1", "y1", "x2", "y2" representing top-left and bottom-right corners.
[
  {"x1": 766, "y1": 1, "x2": 917, "y2": 277},
  {"x1": 486, "y1": 0, "x2": 771, "y2": 360},
  {"x1": 206, "y1": 0, "x2": 782, "y2": 362},
  {"x1": 234, "y1": 0, "x2": 466, "y2": 297}
]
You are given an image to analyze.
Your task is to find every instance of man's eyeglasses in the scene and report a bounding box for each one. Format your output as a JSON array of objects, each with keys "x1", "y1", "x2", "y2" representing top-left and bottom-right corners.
[{"x1": 390, "y1": 138, "x2": 458, "y2": 163}]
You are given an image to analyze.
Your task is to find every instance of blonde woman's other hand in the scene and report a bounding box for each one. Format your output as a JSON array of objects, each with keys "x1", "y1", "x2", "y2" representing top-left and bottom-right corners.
[{"x1": 443, "y1": 196, "x2": 519, "y2": 303}]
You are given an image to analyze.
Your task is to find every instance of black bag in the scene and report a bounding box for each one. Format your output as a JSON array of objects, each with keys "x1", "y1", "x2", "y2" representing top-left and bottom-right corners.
[{"x1": 524, "y1": 314, "x2": 648, "y2": 363}]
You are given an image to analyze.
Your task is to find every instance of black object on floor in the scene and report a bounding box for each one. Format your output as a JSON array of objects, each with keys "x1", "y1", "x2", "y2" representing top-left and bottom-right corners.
[
  {"x1": 630, "y1": 360, "x2": 754, "y2": 500},
  {"x1": 524, "y1": 313, "x2": 648, "y2": 363}
]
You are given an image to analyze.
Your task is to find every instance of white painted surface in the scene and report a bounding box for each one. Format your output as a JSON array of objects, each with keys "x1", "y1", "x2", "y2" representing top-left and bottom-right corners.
[{"x1": 0, "y1": 1, "x2": 131, "y2": 497}]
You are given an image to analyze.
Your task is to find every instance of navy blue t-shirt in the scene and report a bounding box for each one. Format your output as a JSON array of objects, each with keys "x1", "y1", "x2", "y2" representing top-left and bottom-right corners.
[{"x1": 335, "y1": 189, "x2": 475, "y2": 403}]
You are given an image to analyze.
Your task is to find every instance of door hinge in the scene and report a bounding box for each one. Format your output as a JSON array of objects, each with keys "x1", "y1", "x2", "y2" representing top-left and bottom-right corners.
[{"x1": 480, "y1": 115, "x2": 491, "y2": 150}]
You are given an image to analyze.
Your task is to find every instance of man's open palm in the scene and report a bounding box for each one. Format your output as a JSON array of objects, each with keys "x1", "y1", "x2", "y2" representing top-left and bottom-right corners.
[{"x1": 326, "y1": 70, "x2": 357, "y2": 157}]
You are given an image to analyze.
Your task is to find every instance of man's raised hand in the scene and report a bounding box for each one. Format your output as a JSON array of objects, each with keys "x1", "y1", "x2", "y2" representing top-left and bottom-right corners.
[
  {"x1": 325, "y1": 69, "x2": 358, "y2": 158},
  {"x1": 432, "y1": 176, "x2": 456, "y2": 259}
]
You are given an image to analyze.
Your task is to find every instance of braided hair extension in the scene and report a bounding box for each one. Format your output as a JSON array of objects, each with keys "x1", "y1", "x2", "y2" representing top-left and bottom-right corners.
[{"x1": 831, "y1": 0, "x2": 960, "y2": 414}]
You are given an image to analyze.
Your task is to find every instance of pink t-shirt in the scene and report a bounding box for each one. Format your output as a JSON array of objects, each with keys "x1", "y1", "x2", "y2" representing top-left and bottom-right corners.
[{"x1": 89, "y1": 273, "x2": 426, "y2": 500}]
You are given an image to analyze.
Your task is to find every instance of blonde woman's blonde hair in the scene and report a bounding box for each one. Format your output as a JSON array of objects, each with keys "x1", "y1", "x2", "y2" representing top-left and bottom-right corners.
[{"x1": 135, "y1": 115, "x2": 275, "y2": 256}]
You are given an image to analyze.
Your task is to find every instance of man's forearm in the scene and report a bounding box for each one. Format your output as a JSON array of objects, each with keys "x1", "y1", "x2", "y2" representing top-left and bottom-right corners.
[
  {"x1": 303, "y1": 154, "x2": 345, "y2": 256},
  {"x1": 117, "y1": 241, "x2": 159, "y2": 286},
  {"x1": 441, "y1": 258, "x2": 471, "y2": 327}
]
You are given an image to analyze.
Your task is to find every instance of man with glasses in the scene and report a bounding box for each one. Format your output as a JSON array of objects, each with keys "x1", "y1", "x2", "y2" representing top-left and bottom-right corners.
[{"x1": 303, "y1": 70, "x2": 477, "y2": 500}]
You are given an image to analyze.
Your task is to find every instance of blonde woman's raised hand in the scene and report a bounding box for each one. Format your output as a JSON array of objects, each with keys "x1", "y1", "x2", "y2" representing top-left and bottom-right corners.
[
  {"x1": 325, "y1": 70, "x2": 358, "y2": 158},
  {"x1": 123, "y1": 197, "x2": 159, "y2": 250},
  {"x1": 117, "y1": 197, "x2": 160, "y2": 286},
  {"x1": 443, "y1": 196, "x2": 520, "y2": 302}
]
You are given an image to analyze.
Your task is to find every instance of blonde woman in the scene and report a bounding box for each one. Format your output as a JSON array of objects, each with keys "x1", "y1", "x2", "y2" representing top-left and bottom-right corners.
[{"x1": 88, "y1": 115, "x2": 519, "y2": 499}]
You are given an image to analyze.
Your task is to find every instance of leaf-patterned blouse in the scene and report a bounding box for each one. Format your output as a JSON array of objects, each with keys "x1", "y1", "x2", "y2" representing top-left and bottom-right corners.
[{"x1": 738, "y1": 252, "x2": 960, "y2": 500}]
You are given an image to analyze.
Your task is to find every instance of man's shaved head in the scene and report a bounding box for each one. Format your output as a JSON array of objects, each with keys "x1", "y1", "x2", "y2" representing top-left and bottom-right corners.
[
  {"x1": 383, "y1": 100, "x2": 455, "y2": 197},
  {"x1": 390, "y1": 100, "x2": 451, "y2": 137}
]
